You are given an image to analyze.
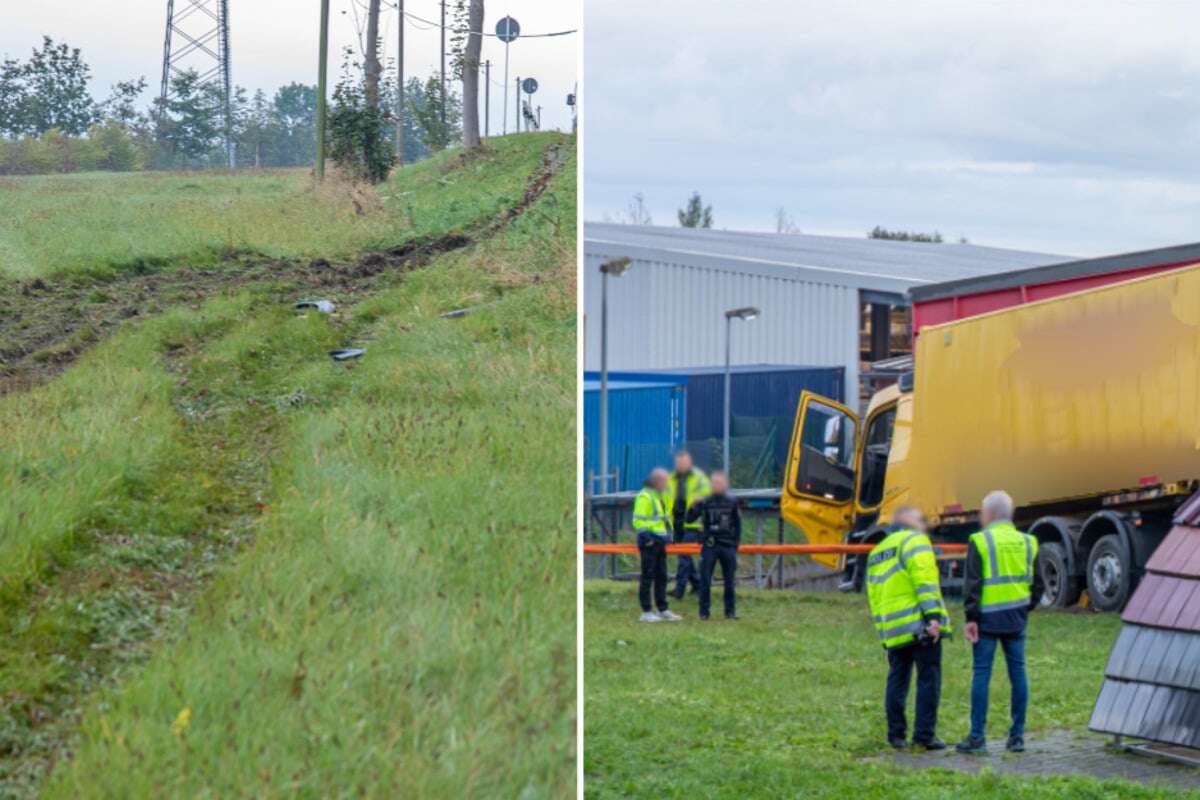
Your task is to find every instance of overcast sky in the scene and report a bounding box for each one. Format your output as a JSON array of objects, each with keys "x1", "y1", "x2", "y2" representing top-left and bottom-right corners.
[
  {"x1": 584, "y1": 1, "x2": 1200, "y2": 256},
  {"x1": 2, "y1": 0, "x2": 578, "y2": 133}
]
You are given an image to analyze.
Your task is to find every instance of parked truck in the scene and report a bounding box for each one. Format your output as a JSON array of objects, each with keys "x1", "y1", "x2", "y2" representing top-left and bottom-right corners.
[{"x1": 781, "y1": 258, "x2": 1200, "y2": 611}]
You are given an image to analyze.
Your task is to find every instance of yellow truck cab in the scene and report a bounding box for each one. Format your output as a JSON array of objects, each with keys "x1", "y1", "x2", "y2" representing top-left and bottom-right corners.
[
  {"x1": 782, "y1": 260, "x2": 1200, "y2": 612},
  {"x1": 782, "y1": 382, "x2": 913, "y2": 574}
]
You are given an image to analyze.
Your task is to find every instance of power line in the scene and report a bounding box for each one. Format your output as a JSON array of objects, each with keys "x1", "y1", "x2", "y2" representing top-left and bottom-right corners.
[{"x1": 384, "y1": 5, "x2": 577, "y2": 37}]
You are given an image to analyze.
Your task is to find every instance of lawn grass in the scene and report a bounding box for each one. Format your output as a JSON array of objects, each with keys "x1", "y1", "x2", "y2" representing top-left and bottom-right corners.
[
  {"x1": 0, "y1": 133, "x2": 555, "y2": 281},
  {"x1": 0, "y1": 134, "x2": 575, "y2": 796},
  {"x1": 584, "y1": 582, "x2": 1197, "y2": 799}
]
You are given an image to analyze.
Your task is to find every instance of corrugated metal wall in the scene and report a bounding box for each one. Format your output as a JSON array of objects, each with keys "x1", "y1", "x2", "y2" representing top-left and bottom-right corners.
[
  {"x1": 583, "y1": 248, "x2": 862, "y2": 405},
  {"x1": 582, "y1": 380, "x2": 686, "y2": 491}
]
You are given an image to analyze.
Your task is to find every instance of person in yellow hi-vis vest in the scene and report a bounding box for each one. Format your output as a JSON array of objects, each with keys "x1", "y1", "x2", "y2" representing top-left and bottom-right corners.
[
  {"x1": 663, "y1": 450, "x2": 710, "y2": 599},
  {"x1": 866, "y1": 506, "x2": 951, "y2": 750},
  {"x1": 956, "y1": 490, "x2": 1043, "y2": 755},
  {"x1": 632, "y1": 468, "x2": 682, "y2": 623}
]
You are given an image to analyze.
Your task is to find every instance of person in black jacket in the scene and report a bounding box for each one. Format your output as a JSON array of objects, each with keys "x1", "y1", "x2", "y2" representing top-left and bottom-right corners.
[{"x1": 685, "y1": 470, "x2": 742, "y2": 620}]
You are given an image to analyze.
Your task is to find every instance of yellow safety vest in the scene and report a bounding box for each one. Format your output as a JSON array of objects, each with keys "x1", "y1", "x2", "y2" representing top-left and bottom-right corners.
[
  {"x1": 969, "y1": 521, "x2": 1038, "y2": 615},
  {"x1": 663, "y1": 469, "x2": 710, "y2": 530},
  {"x1": 632, "y1": 489, "x2": 670, "y2": 537},
  {"x1": 866, "y1": 529, "x2": 951, "y2": 649}
]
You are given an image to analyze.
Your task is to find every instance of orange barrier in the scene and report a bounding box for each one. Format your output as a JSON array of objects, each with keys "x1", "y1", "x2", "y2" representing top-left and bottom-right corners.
[{"x1": 584, "y1": 543, "x2": 969, "y2": 556}]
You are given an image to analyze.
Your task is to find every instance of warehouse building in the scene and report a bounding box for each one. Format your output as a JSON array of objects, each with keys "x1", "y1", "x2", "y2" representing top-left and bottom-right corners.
[{"x1": 584, "y1": 223, "x2": 1067, "y2": 406}]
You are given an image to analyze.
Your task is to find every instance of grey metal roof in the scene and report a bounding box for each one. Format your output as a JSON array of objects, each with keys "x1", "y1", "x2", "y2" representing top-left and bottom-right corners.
[
  {"x1": 585, "y1": 222, "x2": 1068, "y2": 290},
  {"x1": 909, "y1": 241, "x2": 1200, "y2": 303}
]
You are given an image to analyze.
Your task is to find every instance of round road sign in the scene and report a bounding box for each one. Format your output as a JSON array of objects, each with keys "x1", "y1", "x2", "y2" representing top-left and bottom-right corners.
[
  {"x1": 522, "y1": 77, "x2": 539, "y2": 95},
  {"x1": 496, "y1": 16, "x2": 520, "y2": 43}
]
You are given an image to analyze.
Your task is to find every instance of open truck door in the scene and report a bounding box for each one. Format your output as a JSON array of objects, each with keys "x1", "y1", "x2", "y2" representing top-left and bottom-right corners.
[{"x1": 782, "y1": 391, "x2": 860, "y2": 569}]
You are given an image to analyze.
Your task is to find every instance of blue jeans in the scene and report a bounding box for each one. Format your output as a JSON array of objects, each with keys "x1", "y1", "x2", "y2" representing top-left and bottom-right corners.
[{"x1": 970, "y1": 633, "x2": 1028, "y2": 741}]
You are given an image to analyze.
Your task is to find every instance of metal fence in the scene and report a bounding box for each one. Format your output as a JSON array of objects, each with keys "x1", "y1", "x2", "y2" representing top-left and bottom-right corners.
[{"x1": 584, "y1": 489, "x2": 840, "y2": 592}]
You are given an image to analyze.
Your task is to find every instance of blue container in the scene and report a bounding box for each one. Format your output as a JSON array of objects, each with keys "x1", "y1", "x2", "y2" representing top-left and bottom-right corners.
[
  {"x1": 583, "y1": 379, "x2": 686, "y2": 492},
  {"x1": 583, "y1": 365, "x2": 844, "y2": 484}
]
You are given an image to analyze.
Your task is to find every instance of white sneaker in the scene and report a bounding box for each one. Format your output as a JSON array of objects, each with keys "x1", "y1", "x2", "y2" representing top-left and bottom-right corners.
[
  {"x1": 639, "y1": 612, "x2": 662, "y2": 622},
  {"x1": 658, "y1": 610, "x2": 682, "y2": 621}
]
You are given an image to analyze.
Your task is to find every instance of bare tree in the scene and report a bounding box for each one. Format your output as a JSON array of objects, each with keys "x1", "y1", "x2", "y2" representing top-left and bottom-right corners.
[
  {"x1": 623, "y1": 192, "x2": 653, "y2": 225},
  {"x1": 774, "y1": 207, "x2": 801, "y2": 234},
  {"x1": 364, "y1": 0, "x2": 383, "y2": 108},
  {"x1": 461, "y1": 0, "x2": 484, "y2": 148}
]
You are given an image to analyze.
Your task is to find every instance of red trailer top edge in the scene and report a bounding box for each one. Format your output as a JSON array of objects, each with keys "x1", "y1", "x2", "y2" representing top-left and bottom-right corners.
[{"x1": 912, "y1": 257, "x2": 1199, "y2": 335}]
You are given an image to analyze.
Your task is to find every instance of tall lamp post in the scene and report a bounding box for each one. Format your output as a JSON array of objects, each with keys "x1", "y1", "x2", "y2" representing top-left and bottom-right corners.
[
  {"x1": 723, "y1": 306, "x2": 760, "y2": 474},
  {"x1": 599, "y1": 257, "x2": 633, "y2": 493}
]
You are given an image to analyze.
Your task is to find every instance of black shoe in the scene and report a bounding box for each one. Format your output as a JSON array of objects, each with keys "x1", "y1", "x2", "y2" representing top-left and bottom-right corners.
[
  {"x1": 670, "y1": 589, "x2": 685, "y2": 600},
  {"x1": 725, "y1": 613, "x2": 739, "y2": 620},
  {"x1": 1006, "y1": 735, "x2": 1025, "y2": 753},
  {"x1": 955, "y1": 737, "x2": 987, "y2": 754},
  {"x1": 888, "y1": 737, "x2": 908, "y2": 750},
  {"x1": 914, "y1": 737, "x2": 946, "y2": 751},
  {"x1": 699, "y1": 614, "x2": 710, "y2": 620}
]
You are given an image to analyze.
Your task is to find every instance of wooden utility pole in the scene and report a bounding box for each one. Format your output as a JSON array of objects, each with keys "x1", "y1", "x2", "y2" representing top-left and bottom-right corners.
[
  {"x1": 440, "y1": 0, "x2": 447, "y2": 125},
  {"x1": 364, "y1": 0, "x2": 383, "y2": 107},
  {"x1": 396, "y1": 0, "x2": 405, "y2": 161},
  {"x1": 461, "y1": 0, "x2": 483, "y2": 148},
  {"x1": 316, "y1": 0, "x2": 330, "y2": 179}
]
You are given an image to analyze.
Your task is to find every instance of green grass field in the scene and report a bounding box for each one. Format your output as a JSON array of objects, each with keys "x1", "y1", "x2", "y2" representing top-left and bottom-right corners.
[
  {"x1": 0, "y1": 134, "x2": 575, "y2": 797},
  {"x1": 0, "y1": 135, "x2": 553, "y2": 280},
  {"x1": 584, "y1": 583, "x2": 1197, "y2": 799}
]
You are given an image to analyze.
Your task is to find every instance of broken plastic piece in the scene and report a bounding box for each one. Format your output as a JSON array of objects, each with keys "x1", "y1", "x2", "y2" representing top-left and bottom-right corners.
[
  {"x1": 441, "y1": 306, "x2": 481, "y2": 319},
  {"x1": 296, "y1": 300, "x2": 336, "y2": 313},
  {"x1": 329, "y1": 349, "x2": 365, "y2": 361}
]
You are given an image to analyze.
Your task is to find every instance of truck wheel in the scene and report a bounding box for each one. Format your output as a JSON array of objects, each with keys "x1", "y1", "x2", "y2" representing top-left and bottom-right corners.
[
  {"x1": 844, "y1": 554, "x2": 867, "y2": 593},
  {"x1": 1038, "y1": 542, "x2": 1081, "y2": 609},
  {"x1": 1087, "y1": 534, "x2": 1132, "y2": 612}
]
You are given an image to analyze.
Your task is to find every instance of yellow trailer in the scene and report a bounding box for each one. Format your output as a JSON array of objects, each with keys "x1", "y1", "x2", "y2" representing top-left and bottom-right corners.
[{"x1": 782, "y1": 260, "x2": 1200, "y2": 611}]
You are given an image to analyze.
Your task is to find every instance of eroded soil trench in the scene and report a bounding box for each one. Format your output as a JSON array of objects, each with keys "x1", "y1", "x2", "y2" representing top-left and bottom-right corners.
[{"x1": 0, "y1": 142, "x2": 565, "y2": 397}]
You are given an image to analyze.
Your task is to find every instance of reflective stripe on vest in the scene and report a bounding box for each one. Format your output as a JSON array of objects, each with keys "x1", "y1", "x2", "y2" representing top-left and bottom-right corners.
[{"x1": 972, "y1": 522, "x2": 1037, "y2": 615}]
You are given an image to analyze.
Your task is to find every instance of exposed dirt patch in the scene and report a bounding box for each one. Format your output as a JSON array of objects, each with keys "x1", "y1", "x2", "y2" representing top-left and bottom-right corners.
[{"x1": 0, "y1": 142, "x2": 564, "y2": 397}]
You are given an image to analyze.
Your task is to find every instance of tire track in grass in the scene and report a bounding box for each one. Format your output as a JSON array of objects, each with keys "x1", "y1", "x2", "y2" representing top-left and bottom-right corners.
[
  {"x1": 0, "y1": 141, "x2": 567, "y2": 398},
  {"x1": 0, "y1": 141, "x2": 568, "y2": 798}
]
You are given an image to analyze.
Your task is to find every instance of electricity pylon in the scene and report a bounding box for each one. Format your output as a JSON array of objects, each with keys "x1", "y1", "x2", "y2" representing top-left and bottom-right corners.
[{"x1": 160, "y1": 0, "x2": 234, "y2": 167}]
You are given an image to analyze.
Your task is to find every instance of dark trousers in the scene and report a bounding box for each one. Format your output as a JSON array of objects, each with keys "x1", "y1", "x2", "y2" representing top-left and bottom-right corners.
[
  {"x1": 885, "y1": 639, "x2": 942, "y2": 743},
  {"x1": 699, "y1": 543, "x2": 738, "y2": 618},
  {"x1": 673, "y1": 529, "x2": 700, "y2": 595},
  {"x1": 637, "y1": 534, "x2": 669, "y2": 613}
]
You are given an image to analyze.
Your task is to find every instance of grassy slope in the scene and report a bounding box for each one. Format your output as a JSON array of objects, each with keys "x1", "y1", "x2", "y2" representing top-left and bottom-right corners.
[
  {"x1": 0, "y1": 135, "x2": 574, "y2": 796},
  {"x1": 583, "y1": 584, "x2": 1197, "y2": 800},
  {"x1": 0, "y1": 133, "x2": 555, "y2": 281},
  {"x1": 0, "y1": 135, "x2": 558, "y2": 602}
]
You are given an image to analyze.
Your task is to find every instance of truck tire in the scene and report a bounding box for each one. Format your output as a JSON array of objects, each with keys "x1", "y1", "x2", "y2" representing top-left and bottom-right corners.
[
  {"x1": 1087, "y1": 534, "x2": 1132, "y2": 612},
  {"x1": 1038, "y1": 542, "x2": 1081, "y2": 609}
]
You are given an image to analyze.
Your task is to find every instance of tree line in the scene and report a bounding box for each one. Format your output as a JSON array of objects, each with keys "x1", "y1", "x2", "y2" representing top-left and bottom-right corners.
[{"x1": 0, "y1": 36, "x2": 463, "y2": 176}]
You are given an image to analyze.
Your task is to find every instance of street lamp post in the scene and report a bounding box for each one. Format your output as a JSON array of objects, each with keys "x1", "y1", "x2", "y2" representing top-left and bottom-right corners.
[
  {"x1": 599, "y1": 257, "x2": 633, "y2": 494},
  {"x1": 723, "y1": 306, "x2": 761, "y2": 475}
]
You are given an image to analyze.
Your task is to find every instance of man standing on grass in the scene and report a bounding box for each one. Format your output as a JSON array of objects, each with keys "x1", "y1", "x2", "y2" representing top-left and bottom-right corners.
[
  {"x1": 866, "y1": 505, "x2": 951, "y2": 751},
  {"x1": 956, "y1": 490, "x2": 1042, "y2": 755},
  {"x1": 632, "y1": 468, "x2": 682, "y2": 623},
  {"x1": 664, "y1": 450, "x2": 710, "y2": 599},
  {"x1": 686, "y1": 470, "x2": 741, "y2": 620}
]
